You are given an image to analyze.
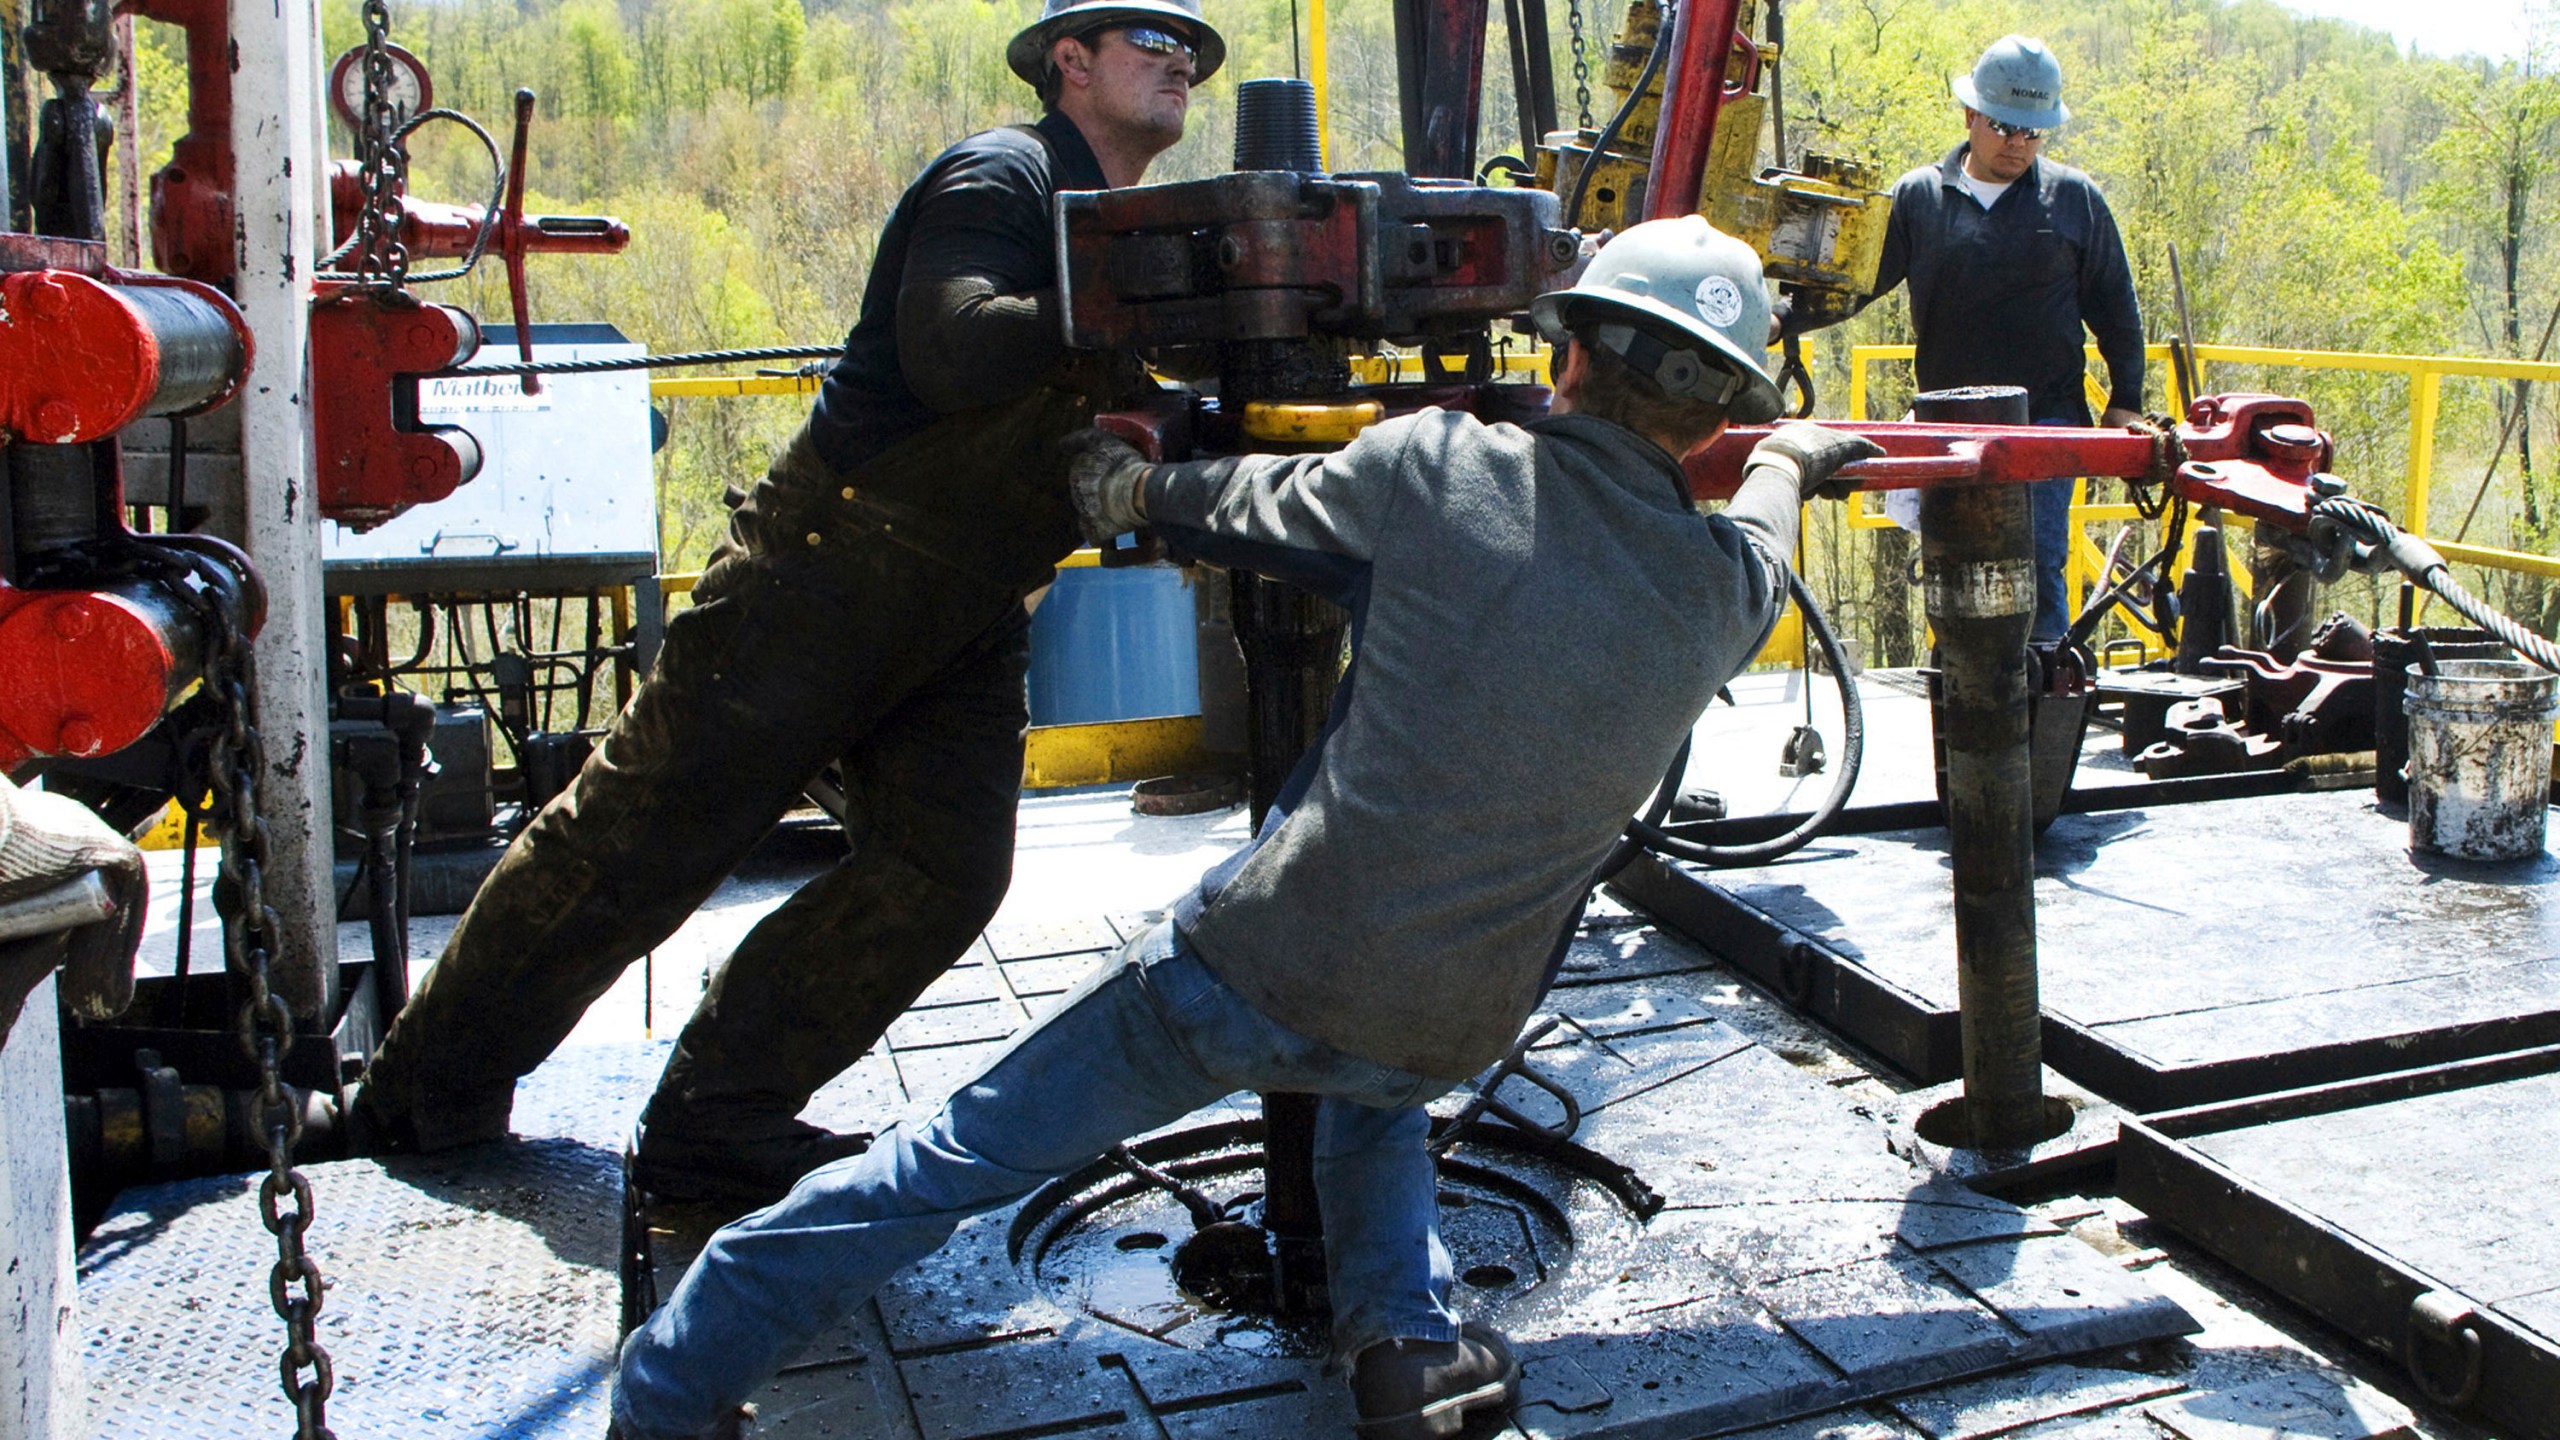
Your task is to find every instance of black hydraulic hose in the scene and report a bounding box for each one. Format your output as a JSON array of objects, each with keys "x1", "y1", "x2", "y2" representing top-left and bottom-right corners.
[
  {"x1": 1599, "y1": 567, "x2": 1864, "y2": 879},
  {"x1": 1563, "y1": 0, "x2": 1677, "y2": 229}
]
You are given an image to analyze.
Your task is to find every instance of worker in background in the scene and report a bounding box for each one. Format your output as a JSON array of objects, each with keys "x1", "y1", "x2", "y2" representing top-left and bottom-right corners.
[
  {"x1": 352, "y1": 0, "x2": 1226, "y2": 1205},
  {"x1": 1783, "y1": 33, "x2": 2144, "y2": 642},
  {"x1": 606, "y1": 218, "x2": 1886, "y2": 1440}
]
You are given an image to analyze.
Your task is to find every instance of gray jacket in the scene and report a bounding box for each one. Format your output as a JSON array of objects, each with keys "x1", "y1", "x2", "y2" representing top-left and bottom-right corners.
[{"x1": 1146, "y1": 408, "x2": 1797, "y2": 1081}]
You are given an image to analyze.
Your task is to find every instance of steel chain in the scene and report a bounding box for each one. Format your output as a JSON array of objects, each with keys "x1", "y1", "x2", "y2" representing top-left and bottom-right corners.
[
  {"x1": 350, "y1": 0, "x2": 409, "y2": 288},
  {"x1": 171, "y1": 548, "x2": 338, "y2": 1439},
  {"x1": 1567, "y1": 0, "x2": 1593, "y2": 129}
]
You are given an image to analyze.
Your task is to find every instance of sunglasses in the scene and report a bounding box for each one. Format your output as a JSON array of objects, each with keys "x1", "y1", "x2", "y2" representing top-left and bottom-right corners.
[
  {"x1": 1088, "y1": 24, "x2": 1197, "y2": 66},
  {"x1": 1984, "y1": 117, "x2": 2046, "y2": 141}
]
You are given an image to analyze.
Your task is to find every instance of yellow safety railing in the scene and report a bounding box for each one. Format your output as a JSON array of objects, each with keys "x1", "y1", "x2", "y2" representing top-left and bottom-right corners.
[
  {"x1": 636, "y1": 336, "x2": 2560, "y2": 783},
  {"x1": 650, "y1": 373, "x2": 823, "y2": 399}
]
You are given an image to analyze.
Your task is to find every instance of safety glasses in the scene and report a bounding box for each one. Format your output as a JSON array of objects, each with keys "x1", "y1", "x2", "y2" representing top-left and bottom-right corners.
[
  {"x1": 1984, "y1": 117, "x2": 2046, "y2": 141},
  {"x1": 1103, "y1": 25, "x2": 1197, "y2": 66}
]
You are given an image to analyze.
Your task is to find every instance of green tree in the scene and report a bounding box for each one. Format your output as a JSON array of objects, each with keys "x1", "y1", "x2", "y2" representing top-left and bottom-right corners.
[
  {"x1": 2418, "y1": 50, "x2": 2560, "y2": 534},
  {"x1": 551, "y1": 0, "x2": 638, "y2": 121}
]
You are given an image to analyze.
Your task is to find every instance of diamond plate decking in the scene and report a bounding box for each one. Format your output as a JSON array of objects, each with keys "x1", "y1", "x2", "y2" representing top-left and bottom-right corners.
[{"x1": 81, "y1": 767, "x2": 2445, "y2": 1439}]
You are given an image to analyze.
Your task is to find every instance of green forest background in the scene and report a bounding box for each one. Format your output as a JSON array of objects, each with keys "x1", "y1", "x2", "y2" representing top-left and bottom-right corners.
[{"x1": 124, "y1": 0, "x2": 2560, "y2": 663}]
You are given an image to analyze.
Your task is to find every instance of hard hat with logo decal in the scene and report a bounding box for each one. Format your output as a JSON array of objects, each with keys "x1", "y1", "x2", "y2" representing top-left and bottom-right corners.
[
  {"x1": 1008, "y1": 0, "x2": 1228, "y2": 87},
  {"x1": 1952, "y1": 35, "x2": 2069, "y2": 131},
  {"x1": 1527, "y1": 216, "x2": 1783, "y2": 425}
]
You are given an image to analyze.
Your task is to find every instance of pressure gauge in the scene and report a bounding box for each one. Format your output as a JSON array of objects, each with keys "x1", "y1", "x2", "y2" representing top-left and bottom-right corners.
[{"x1": 329, "y1": 43, "x2": 434, "y2": 133}]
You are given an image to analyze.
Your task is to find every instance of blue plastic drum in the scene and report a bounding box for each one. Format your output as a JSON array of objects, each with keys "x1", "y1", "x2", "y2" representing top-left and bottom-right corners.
[{"x1": 1027, "y1": 565, "x2": 1202, "y2": 726}]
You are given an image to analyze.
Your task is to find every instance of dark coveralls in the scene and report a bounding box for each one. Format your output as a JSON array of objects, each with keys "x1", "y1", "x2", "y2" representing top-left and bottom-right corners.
[
  {"x1": 359, "y1": 111, "x2": 1135, "y2": 1158},
  {"x1": 1804, "y1": 145, "x2": 2144, "y2": 639}
]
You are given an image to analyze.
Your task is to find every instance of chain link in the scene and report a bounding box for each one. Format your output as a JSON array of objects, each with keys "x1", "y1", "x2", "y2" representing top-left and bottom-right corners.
[
  {"x1": 1567, "y1": 0, "x2": 1594, "y2": 130},
  {"x1": 349, "y1": 0, "x2": 409, "y2": 289},
  {"x1": 162, "y1": 546, "x2": 338, "y2": 1439}
]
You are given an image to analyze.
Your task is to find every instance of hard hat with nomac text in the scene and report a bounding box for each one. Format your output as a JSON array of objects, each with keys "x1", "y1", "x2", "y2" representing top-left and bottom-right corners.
[{"x1": 1952, "y1": 35, "x2": 2069, "y2": 131}]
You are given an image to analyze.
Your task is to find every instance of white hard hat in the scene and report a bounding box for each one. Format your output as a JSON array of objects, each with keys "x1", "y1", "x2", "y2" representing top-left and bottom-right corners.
[
  {"x1": 1008, "y1": 0, "x2": 1227, "y2": 87},
  {"x1": 1528, "y1": 216, "x2": 1784, "y2": 424}
]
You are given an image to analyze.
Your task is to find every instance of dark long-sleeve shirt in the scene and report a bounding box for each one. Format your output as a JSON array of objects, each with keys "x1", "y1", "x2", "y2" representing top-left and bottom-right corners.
[
  {"x1": 804, "y1": 109, "x2": 1105, "y2": 475},
  {"x1": 1143, "y1": 410, "x2": 1797, "y2": 1081},
  {"x1": 1854, "y1": 147, "x2": 2144, "y2": 423}
]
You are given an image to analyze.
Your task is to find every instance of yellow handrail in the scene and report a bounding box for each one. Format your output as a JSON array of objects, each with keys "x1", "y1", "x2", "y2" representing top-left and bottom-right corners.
[
  {"x1": 650, "y1": 374, "x2": 823, "y2": 398},
  {"x1": 647, "y1": 354, "x2": 1551, "y2": 399}
]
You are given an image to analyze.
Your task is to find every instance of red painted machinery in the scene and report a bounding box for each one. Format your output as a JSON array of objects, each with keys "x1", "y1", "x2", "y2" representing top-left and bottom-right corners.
[
  {"x1": 0, "y1": 225, "x2": 260, "y2": 773},
  {"x1": 312, "y1": 87, "x2": 632, "y2": 528},
  {"x1": 1, "y1": 0, "x2": 630, "y2": 778},
  {"x1": 1686, "y1": 394, "x2": 2336, "y2": 526}
]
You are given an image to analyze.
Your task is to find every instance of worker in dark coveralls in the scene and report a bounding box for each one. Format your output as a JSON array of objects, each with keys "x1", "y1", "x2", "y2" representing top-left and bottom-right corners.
[
  {"x1": 1785, "y1": 34, "x2": 2143, "y2": 641},
  {"x1": 606, "y1": 218, "x2": 1885, "y2": 1440},
  {"x1": 353, "y1": 0, "x2": 1227, "y2": 1203}
]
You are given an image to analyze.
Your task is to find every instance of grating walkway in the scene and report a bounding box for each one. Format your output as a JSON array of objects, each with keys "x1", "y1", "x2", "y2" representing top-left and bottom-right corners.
[{"x1": 87, "y1": 897, "x2": 2207, "y2": 1440}]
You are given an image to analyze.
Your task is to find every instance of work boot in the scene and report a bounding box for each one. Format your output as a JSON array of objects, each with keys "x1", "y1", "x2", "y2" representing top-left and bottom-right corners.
[
  {"x1": 606, "y1": 1402, "x2": 755, "y2": 1439},
  {"x1": 1349, "y1": 1322, "x2": 1520, "y2": 1439},
  {"x1": 342, "y1": 1079, "x2": 512, "y2": 1156},
  {"x1": 630, "y1": 1114, "x2": 873, "y2": 1207}
]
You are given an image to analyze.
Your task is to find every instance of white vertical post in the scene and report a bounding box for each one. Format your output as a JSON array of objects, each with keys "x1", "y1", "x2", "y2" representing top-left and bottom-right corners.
[
  {"x1": 0, "y1": 980, "x2": 82, "y2": 1440},
  {"x1": 229, "y1": 0, "x2": 338, "y2": 1015}
]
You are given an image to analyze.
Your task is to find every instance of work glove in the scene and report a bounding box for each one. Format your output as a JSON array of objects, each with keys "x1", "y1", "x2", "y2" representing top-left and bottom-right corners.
[
  {"x1": 0, "y1": 775, "x2": 145, "y2": 1042},
  {"x1": 1746, "y1": 422, "x2": 1885, "y2": 501},
  {"x1": 1058, "y1": 427, "x2": 1152, "y2": 547}
]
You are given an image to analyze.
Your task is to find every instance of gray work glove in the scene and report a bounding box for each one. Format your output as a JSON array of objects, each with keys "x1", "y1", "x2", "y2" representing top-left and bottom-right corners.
[
  {"x1": 1746, "y1": 422, "x2": 1885, "y2": 501},
  {"x1": 0, "y1": 775, "x2": 144, "y2": 1041},
  {"x1": 1059, "y1": 427, "x2": 1151, "y2": 547}
]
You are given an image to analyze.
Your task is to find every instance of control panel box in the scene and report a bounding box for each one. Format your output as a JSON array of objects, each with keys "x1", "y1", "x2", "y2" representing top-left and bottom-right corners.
[{"x1": 323, "y1": 322, "x2": 658, "y2": 592}]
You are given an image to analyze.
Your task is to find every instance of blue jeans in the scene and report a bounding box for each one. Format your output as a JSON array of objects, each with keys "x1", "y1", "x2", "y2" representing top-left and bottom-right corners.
[
  {"x1": 612, "y1": 922, "x2": 1460, "y2": 1440},
  {"x1": 2029, "y1": 418, "x2": 2080, "y2": 642}
]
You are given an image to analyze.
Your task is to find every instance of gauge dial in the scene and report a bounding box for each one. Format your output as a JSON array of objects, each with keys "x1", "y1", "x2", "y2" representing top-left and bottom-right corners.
[{"x1": 329, "y1": 43, "x2": 433, "y2": 134}]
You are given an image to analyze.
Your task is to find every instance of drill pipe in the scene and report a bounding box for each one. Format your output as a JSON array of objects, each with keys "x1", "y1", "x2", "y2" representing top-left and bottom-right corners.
[{"x1": 1914, "y1": 387, "x2": 2047, "y2": 1150}]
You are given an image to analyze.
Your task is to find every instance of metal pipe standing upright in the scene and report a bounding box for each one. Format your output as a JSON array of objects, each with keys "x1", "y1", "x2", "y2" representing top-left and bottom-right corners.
[{"x1": 1915, "y1": 386, "x2": 2047, "y2": 1149}]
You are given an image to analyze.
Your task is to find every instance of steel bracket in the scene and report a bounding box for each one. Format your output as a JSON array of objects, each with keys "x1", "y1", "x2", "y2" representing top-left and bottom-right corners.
[{"x1": 2407, "y1": 1289, "x2": 2487, "y2": 1410}]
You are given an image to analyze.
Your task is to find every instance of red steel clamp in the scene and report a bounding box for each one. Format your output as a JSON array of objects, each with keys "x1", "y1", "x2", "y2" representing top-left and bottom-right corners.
[{"x1": 1682, "y1": 393, "x2": 2336, "y2": 533}]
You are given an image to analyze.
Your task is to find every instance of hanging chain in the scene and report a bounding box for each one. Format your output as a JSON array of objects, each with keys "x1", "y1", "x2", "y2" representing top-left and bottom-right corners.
[
  {"x1": 170, "y1": 549, "x2": 338, "y2": 1439},
  {"x1": 1567, "y1": 0, "x2": 1594, "y2": 129},
  {"x1": 349, "y1": 0, "x2": 409, "y2": 289}
]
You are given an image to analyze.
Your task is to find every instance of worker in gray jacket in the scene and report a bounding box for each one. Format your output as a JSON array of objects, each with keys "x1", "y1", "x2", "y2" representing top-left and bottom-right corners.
[{"x1": 607, "y1": 217, "x2": 1882, "y2": 1440}]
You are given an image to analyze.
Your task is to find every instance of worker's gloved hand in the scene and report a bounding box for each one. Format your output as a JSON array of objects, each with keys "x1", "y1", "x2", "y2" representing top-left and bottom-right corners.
[
  {"x1": 1058, "y1": 427, "x2": 1151, "y2": 546},
  {"x1": 1747, "y1": 422, "x2": 1885, "y2": 501},
  {"x1": 0, "y1": 775, "x2": 145, "y2": 1042}
]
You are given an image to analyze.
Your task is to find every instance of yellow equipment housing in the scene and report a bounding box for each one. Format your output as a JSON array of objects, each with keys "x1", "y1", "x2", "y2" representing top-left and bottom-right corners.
[{"x1": 1532, "y1": 0, "x2": 1891, "y2": 328}]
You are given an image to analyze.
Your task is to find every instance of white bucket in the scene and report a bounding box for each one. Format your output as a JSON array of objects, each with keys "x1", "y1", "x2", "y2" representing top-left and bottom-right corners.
[{"x1": 2405, "y1": 659, "x2": 2559, "y2": 862}]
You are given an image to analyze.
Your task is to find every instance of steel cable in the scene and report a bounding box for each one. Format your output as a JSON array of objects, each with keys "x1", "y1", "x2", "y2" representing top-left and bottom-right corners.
[
  {"x1": 434, "y1": 345, "x2": 841, "y2": 378},
  {"x1": 2314, "y1": 496, "x2": 2560, "y2": 673}
]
